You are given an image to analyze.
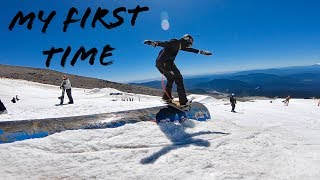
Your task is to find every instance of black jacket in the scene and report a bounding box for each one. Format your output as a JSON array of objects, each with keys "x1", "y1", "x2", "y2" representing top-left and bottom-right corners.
[
  {"x1": 156, "y1": 39, "x2": 200, "y2": 63},
  {"x1": 230, "y1": 96, "x2": 236, "y2": 104}
]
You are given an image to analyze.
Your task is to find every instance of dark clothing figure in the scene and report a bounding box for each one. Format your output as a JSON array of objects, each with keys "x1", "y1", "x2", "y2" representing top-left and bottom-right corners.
[
  {"x1": 145, "y1": 35, "x2": 212, "y2": 105},
  {"x1": 282, "y1": 95, "x2": 291, "y2": 106},
  {"x1": 11, "y1": 97, "x2": 16, "y2": 103},
  {"x1": 65, "y1": 89, "x2": 73, "y2": 103},
  {"x1": 60, "y1": 75, "x2": 74, "y2": 104},
  {"x1": 10, "y1": 95, "x2": 19, "y2": 104},
  {"x1": 156, "y1": 60, "x2": 187, "y2": 104},
  {"x1": 155, "y1": 38, "x2": 200, "y2": 63},
  {"x1": 0, "y1": 99, "x2": 7, "y2": 114},
  {"x1": 230, "y1": 95, "x2": 236, "y2": 112}
]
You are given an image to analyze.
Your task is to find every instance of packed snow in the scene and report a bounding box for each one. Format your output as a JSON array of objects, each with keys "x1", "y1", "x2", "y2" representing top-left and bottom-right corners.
[
  {"x1": 0, "y1": 78, "x2": 164, "y2": 121},
  {"x1": 0, "y1": 78, "x2": 320, "y2": 180}
]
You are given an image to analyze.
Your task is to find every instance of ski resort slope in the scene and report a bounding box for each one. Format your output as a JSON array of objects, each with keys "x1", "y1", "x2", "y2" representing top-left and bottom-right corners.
[
  {"x1": 0, "y1": 78, "x2": 164, "y2": 121},
  {"x1": 0, "y1": 78, "x2": 320, "y2": 180}
]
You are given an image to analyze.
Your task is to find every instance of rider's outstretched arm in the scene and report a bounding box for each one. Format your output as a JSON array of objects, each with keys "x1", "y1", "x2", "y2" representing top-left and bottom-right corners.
[
  {"x1": 144, "y1": 39, "x2": 179, "y2": 48},
  {"x1": 182, "y1": 48, "x2": 213, "y2": 55}
]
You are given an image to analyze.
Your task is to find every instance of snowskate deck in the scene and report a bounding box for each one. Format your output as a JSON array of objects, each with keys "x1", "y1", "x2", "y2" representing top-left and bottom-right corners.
[
  {"x1": 165, "y1": 101, "x2": 191, "y2": 112},
  {"x1": 163, "y1": 97, "x2": 195, "y2": 112},
  {"x1": 156, "y1": 101, "x2": 209, "y2": 123},
  {"x1": 57, "y1": 89, "x2": 65, "y2": 104}
]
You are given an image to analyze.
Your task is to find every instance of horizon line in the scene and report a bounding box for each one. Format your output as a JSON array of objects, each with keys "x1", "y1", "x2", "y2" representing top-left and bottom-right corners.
[
  {"x1": 125, "y1": 63, "x2": 320, "y2": 83},
  {"x1": 1, "y1": 63, "x2": 319, "y2": 84}
]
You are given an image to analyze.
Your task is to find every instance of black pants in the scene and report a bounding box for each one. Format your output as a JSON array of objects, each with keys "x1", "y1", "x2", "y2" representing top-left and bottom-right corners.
[
  {"x1": 231, "y1": 103, "x2": 236, "y2": 112},
  {"x1": 60, "y1": 89, "x2": 74, "y2": 104},
  {"x1": 156, "y1": 61, "x2": 188, "y2": 105}
]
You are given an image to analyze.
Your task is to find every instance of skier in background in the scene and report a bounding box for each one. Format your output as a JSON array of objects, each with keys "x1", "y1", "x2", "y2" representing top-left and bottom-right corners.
[
  {"x1": 230, "y1": 93, "x2": 237, "y2": 112},
  {"x1": 144, "y1": 34, "x2": 212, "y2": 109},
  {"x1": 59, "y1": 75, "x2": 74, "y2": 105},
  {"x1": 282, "y1": 95, "x2": 291, "y2": 106}
]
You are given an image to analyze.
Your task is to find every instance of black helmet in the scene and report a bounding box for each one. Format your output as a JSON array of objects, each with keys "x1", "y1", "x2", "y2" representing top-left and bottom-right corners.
[{"x1": 182, "y1": 34, "x2": 194, "y2": 46}]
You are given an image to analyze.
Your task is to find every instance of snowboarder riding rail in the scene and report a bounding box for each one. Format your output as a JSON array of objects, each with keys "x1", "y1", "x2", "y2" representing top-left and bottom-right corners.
[{"x1": 144, "y1": 34, "x2": 212, "y2": 108}]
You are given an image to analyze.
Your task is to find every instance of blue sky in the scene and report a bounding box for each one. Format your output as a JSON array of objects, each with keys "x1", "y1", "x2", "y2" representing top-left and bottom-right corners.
[{"x1": 1, "y1": 0, "x2": 319, "y2": 82}]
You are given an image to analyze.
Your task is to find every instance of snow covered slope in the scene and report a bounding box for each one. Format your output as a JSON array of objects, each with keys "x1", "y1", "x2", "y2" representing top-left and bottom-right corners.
[
  {"x1": 0, "y1": 78, "x2": 164, "y2": 121},
  {"x1": 0, "y1": 78, "x2": 319, "y2": 179}
]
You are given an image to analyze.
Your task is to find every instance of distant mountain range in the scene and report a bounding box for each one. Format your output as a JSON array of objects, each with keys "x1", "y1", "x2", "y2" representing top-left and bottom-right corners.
[
  {"x1": 131, "y1": 64, "x2": 320, "y2": 98},
  {"x1": 2, "y1": 64, "x2": 318, "y2": 98}
]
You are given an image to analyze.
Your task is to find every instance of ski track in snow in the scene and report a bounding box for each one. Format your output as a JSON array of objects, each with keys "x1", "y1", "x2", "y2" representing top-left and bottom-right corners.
[{"x1": 0, "y1": 78, "x2": 320, "y2": 180}]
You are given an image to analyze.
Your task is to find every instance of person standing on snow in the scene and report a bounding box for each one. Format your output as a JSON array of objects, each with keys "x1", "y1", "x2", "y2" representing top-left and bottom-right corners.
[
  {"x1": 230, "y1": 93, "x2": 237, "y2": 112},
  {"x1": 144, "y1": 34, "x2": 212, "y2": 109},
  {"x1": 59, "y1": 75, "x2": 74, "y2": 105},
  {"x1": 282, "y1": 95, "x2": 291, "y2": 106}
]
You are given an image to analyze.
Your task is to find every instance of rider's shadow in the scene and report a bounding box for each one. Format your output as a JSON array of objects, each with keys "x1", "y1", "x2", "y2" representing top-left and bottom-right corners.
[{"x1": 140, "y1": 107, "x2": 230, "y2": 164}]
